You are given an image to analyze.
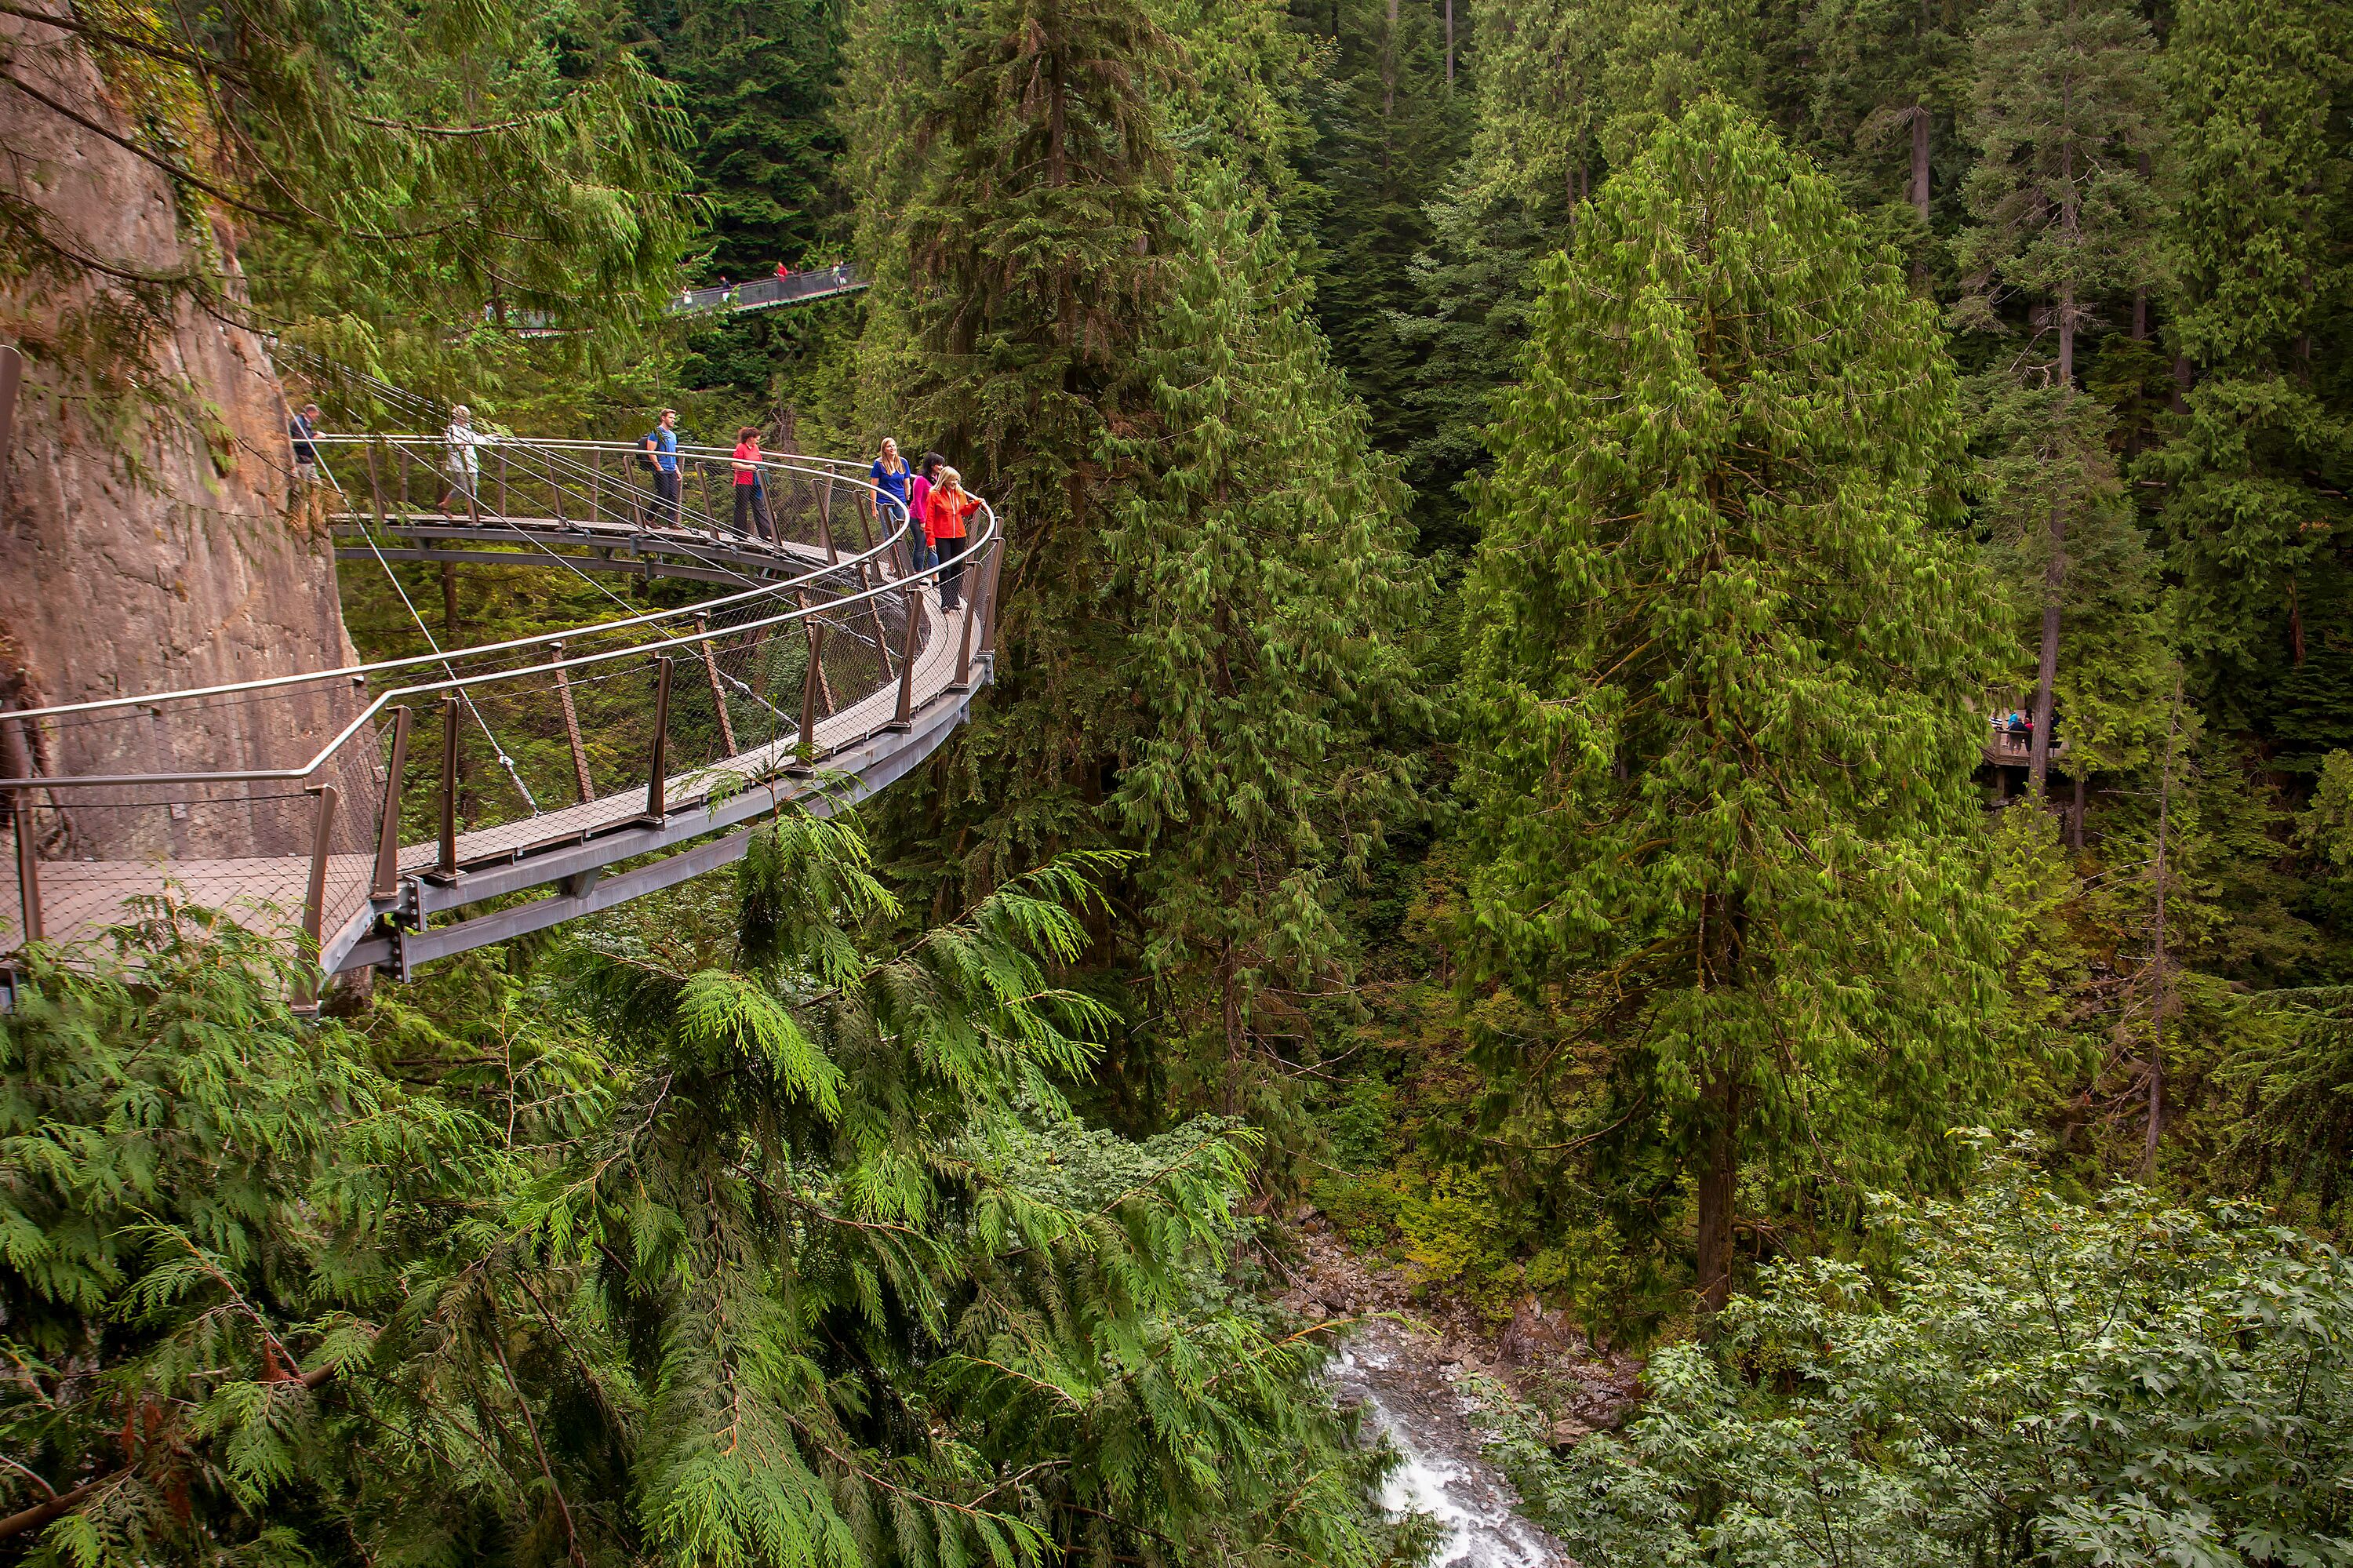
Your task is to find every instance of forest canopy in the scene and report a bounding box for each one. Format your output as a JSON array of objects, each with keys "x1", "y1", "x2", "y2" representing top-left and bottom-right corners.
[{"x1": 6, "y1": 0, "x2": 2353, "y2": 1561}]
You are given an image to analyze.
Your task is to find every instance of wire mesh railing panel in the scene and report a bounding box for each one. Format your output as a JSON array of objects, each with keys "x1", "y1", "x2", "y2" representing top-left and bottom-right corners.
[{"x1": 1, "y1": 407, "x2": 993, "y2": 973}]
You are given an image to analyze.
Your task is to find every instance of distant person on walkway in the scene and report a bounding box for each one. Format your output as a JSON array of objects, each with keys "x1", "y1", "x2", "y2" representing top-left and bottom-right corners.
[
  {"x1": 776, "y1": 261, "x2": 790, "y2": 281},
  {"x1": 289, "y1": 402, "x2": 322, "y2": 486},
  {"x1": 929, "y1": 467, "x2": 978, "y2": 612},
  {"x1": 869, "y1": 438, "x2": 911, "y2": 559},
  {"x1": 731, "y1": 425, "x2": 775, "y2": 542},
  {"x1": 909, "y1": 452, "x2": 944, "y2": 571},
  {"x1": 642, "y1": 408, "x2": 682, "y2": 527},
  {"x1": 441, "y1": 404, "x2": 491, "y2": 515}
]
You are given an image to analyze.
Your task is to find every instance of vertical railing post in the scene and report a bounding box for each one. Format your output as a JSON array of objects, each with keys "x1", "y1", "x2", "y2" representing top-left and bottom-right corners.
[
  {"x1": 551, "y1": 452, "x2": 566, "y2": 525},
  {"x1": 978, "y1": 533, "x2": 1009, "y2": 659},
  {"x1": 793, "y1": 621, "x2": 826, "y2": 768},
  {"x1": 301, "y1": 782, "x2": 340, "y2": 955},
  {"x1": 295, "y1": 781, "x2": 340, "y2": 1008},
  {"x1": 551, "y1": 641, "x2": 594, "y2": 802},
  {"x1": 3, "y1": 709, "x2": 42, "y2": 948},
  {"x1": 818, "y1": 478, "x2": 836, "y2": 563},
  {"x1": 436, "y1": 693, "x2": 459, "y2": 876},
  {"x1": 698, "y1": 615, "x2": 738, "y2": 756},
  {"x1": 890, "y1": 591, "x2": 922, "y2": 729},
  {"x1": 644, "y1": 657, "x2": 674, "y2": 820},
  {"x1": 367, "y1": 442, "x2": 387, "y2": 528},
  {"x1": 398, "y1": 446, "x2": 410, "y2": 516},
  {"x1": 497, "y1": 448, "x2": 508, "y2": 515},
  {"x1": 591, "y1": 448, "x2": 603, "y2": 522},
  {"x1": 700, "y1": 460, "x2": 720, "y2": 540},
  {"x1": 372, "y1": 705, "x2": 411, "y2": 900},
  {"x1": 953, "y1": 563, "x2": 980, "y2": 690}
]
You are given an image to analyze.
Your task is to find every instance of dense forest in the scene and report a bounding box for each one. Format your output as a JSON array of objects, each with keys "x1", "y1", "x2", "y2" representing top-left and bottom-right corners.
[{"x1": 9, "y1": 0, "x2": 2353, "y2": 1562}]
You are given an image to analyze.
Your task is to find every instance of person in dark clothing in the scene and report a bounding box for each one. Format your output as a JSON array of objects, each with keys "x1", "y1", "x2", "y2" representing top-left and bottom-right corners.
[
  {"x1": 289, "y1": 402, "x2": 322, "y2": 486},
  {"x1": 642, "y1": 409, "x2": 682, "y2": 528},
  {"x1": 731, "y1": 425, "x2": 775, "y2": 542}
]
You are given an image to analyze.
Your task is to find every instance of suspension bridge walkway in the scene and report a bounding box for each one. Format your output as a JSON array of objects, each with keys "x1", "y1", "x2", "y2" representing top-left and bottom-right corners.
[{"x1": 0, "y1": 356, "x2": 1002, "y2": 992}]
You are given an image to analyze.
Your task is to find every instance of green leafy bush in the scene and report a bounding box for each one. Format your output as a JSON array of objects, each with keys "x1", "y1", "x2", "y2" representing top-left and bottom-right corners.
[{"x1": 1489, "y1": 1137, "x2": 2353, "y2": 1566}]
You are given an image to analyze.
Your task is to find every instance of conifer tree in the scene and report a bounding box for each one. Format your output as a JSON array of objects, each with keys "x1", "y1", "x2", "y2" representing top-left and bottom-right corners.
[
  {"x1": 0, "y1": 823, "x2": 1406, "y2": 1564},
  {"x1": 1458, "y1": 101, "x2": 2004, "y2": 1310},
  {"x1": 1289, "y1": 0, "x2": 1467, "y2": 471},
  {"x1": 863, "y1": 0, "x2": 1172, "y2": 911},
  {"x1": 1103, "y1": 165, "x2": 1430, "y2": 1116},
  {"x1": 1952, "y1": 0, "x2": 2158, "y2": 798},
  {"x1": 664, "y1": 0, "x2": 847, "y2": 277},
  {"x1": 2147, "y1": 0, "x2": 2353, "y2": 727},
  {"x1": 1798, "y1": 0, "x2": 1979, "y2": 280}
]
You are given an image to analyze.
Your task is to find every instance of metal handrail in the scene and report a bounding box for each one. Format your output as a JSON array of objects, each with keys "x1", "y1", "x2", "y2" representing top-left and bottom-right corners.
[
  {"x1": 1, "y1": 497, "x2": 998, "y2": 791},
  {"x1": 9, "y1": 441, "x2": 907, "y2": 726}
]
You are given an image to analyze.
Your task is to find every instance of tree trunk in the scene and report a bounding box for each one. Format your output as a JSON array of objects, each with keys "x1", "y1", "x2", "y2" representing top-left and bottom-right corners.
[
  {"x1": 2071, "y1": 772, "x2": 2086, "y2": 851},
  {"x1": 1382, "y1": 0, "x2": 1398, "y2": 118},
  {"x1": 1444, "y1": 0, "x2": 1454, "y2": 86},
  {"x1": 1220, "y1": 943, "x2": 1244, "y2": 1118},
  {"x1": 1910, "y1": 105, "x2": 1931, "y2": 226},
  {"x1": 1693, "y1": 1071, "x2": 1740, "y2": 1312},
  {"x1": 2172, "y1": 353, "x2": 2193, "y2": 413},
  {"x1": 2057, "y1": 282, "x2": 2075, "y2": 386},
  {"x1": 2290, "y1": 577, "x2": 2307, "y2": 664},
  {"x1": 2144, "y1": 677, "x2": 2183, "y2": 1179},
  {"x1": 2029, "y1": 506, "x2": 2064, "y2": 799}
]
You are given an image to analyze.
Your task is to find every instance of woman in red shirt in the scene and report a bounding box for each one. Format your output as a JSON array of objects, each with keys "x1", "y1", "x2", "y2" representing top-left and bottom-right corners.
[
  {"x1": 731, "y1": 426, "x2": 773, "y2": 543},
  {"x1": 928, "y1": 467, "x2": 978, "y2": 611}
]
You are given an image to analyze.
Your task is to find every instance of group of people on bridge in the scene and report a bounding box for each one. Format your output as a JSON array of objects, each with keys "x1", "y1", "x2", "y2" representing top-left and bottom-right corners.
[
  {"x1": 867, "y1": 438, "x2": 977, "y2": 613},
  {"x1": 289, "y1": 400, "x2": 982, "y2": 610}
]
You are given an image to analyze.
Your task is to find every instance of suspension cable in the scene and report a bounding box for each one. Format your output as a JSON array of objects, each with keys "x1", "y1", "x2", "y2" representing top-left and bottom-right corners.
[{"x1": 314, "y1": 448, "x2": 542, "y2": 815}]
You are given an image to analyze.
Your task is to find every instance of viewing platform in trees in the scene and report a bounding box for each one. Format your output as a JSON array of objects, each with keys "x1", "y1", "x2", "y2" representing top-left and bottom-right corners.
[
  {"x1": 0, "y1": 366, "x2": 1002, "y2": 994},
  {"x1": 674, "y1": 263, "x2": 867, "y2": 315}
]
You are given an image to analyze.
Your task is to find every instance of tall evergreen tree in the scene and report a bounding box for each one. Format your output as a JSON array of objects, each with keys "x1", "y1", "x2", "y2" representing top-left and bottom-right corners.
[
  {"x1": 2147, "y1": 0, "x2": 2353, "y2": 732},
  {"x1": 1798, "y1": 0, "x2": 1980, "y2": 281},
  {"x1": 1104, "y1": 165, "x2": 1430, "y2": 1116},
  {"x1": 856, "y1": 0, "x2": 1172, "y2": 908},
  {"x1": 1458, "y1": 102, "x2": 2004, "y2": 1309},
  {"x1": 664, "y1": 0, "x2": 846, "y2": 278},
  {"x1": 1952, "y1": 0, "x2": 2158, "y2": 797},
  {"x1": 1288, "y1": 0, "x2": 1467, "y2": 477}
]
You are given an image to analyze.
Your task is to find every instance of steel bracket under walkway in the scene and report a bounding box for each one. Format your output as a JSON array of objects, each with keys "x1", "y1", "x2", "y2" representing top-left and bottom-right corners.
[{"x1": 331, "y1": 653, "x2": 988, "y2": 979}]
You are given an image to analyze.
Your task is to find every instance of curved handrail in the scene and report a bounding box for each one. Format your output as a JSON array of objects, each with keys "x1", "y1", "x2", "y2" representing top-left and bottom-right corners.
[
  {"x1": 7, "y1": 442, "x2": 910, "y2": 728},
  {"x1": 0, "y1": 438, "x2": 1008, "y2": 979},
  {"x1": 2, "y1": 492, "x2": 997, "y2": 788}
]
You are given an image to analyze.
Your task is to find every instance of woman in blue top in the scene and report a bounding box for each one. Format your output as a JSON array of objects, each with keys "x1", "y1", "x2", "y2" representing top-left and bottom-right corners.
[{"x1": 870, "y1": 438, "x2": 911, "y2": 562}]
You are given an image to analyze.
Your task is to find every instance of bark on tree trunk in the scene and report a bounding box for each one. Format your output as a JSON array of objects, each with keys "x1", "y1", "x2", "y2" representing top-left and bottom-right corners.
[
  {"x1": 1383, "y1": 0, "x2": 1398, "y2": 118},
  {"x1": 1693, "y1": 1071, "x2": 1740, "y2": 1312},
  {"x1": 1910, "y1": 105, "x2": 1931, "y2": 225},
  {"x1": 2144, "y1": 677, "x2": 2183, "y2": 1179},
  {"x1": 1444, "y1": 0, "x2": 1454, "y2": 85},
  {"x1": 1220, "y1": 943, "x2": 1244, "y2": 1118},
  {"x1": 2029, "y1": 507, "x2": 2064, "y2": 799},
  {"x1": 2290, "y1": 577, "x2": 2307, "y2": 665}
]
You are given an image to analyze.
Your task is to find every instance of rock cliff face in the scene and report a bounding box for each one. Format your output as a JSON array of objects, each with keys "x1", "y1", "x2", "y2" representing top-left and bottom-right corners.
[{"x1": 0, "y1": 3, "x2": 363, "y2": 860}]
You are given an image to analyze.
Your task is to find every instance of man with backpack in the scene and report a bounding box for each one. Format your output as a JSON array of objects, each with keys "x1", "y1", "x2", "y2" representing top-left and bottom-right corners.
[{"x1": 641, "y1": 408, "x2": 681, "y2": 528}]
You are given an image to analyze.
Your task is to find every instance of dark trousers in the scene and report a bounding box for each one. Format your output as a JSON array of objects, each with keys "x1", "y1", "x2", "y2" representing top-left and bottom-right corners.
[
  {"x1": 733, "y1": 483, "x2": 773, "y2": 541},
  {"x1": 653, "y1": 469, "x2": 681, "y2": 527},
  {"x1": 936, "y1": 540, "x2": 966, "y2": 609}
]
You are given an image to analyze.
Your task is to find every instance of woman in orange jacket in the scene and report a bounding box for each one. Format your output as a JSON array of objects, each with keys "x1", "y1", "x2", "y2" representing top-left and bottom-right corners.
[{"x1": 927, "y1": 467, "x2": 978, "y2": 612}]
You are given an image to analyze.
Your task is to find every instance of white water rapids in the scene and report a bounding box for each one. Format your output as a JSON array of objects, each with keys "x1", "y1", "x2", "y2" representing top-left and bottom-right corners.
[{"x1": 1326, "y1": 1320, "x2": 1570, "y2": 1568}]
